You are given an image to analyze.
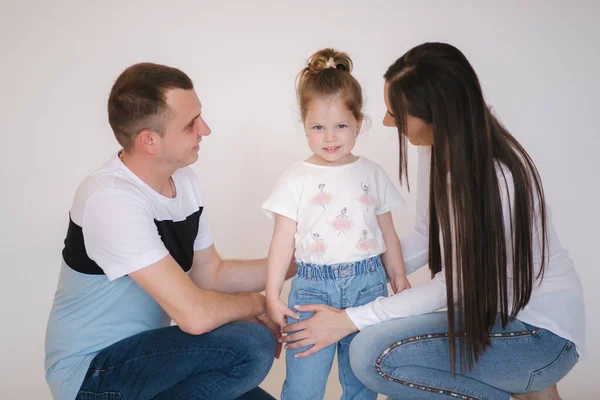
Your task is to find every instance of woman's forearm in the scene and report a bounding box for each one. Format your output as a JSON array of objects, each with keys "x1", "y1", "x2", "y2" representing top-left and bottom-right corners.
[{"x1": 345, "y1": 274, "x2": 447, "y2": 330}]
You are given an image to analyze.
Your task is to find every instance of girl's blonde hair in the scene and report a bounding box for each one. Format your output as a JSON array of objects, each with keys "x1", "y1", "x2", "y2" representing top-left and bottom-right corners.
[{"x1": 297, "y1": 48, "x2": 363, "y2": 121}]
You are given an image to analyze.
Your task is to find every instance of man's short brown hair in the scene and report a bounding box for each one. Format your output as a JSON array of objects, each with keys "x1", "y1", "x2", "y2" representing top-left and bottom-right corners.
[{"x1": 108, "y1": 63, "x2": 194, "y2": 149}]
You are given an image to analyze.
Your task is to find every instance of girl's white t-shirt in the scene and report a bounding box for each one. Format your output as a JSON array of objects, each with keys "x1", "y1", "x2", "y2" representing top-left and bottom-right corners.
[{"x1": 262, "y1": 157, "x2": 405, "y2": 265}]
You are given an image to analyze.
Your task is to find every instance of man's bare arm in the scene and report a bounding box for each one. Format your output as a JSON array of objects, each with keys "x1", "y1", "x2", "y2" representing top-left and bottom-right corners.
[
  {"x1": 129, "y1": 254, "x2": 266, "y2": 335},
  {"x1": 189, "y1": 244, "x2": 296, "y2": 293}
]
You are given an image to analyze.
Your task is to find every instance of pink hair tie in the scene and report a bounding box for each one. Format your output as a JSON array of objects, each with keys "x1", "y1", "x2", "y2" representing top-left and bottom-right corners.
[{"x1": 326, "y1": 57, "x2": 337, "y2": 69}]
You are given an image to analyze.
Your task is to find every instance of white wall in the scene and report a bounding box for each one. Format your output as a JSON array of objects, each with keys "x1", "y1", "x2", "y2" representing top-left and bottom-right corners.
[{"x1": 1, "y1": 0, "x2": 598, "y2": 398}]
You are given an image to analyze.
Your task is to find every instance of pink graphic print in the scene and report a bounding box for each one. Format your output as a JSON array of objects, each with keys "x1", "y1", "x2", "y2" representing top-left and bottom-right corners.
[
  {"x1": 309, "y1": 233, "x2": 327, "y2": 259},
  {"x1": 331, "y1": 207, "x2": 354, "y2": 235},
  {"x1": 312, "y1": 183, "x2": 332, "y2": 209},
  {"x1": 356, "y1": 229, "x2": 377, "y2": 254},
  {"x1": 357, "y1": 182, "x2": 376, "y2": 212}
]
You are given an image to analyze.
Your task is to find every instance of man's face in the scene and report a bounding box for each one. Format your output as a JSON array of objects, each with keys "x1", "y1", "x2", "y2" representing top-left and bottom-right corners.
[{"x1": 157, "y1": 88, "x2": 211, "y2": 168}]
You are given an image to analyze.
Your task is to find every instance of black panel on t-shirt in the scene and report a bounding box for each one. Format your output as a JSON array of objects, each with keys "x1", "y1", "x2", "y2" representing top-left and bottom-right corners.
[
  {"x1": 153, "y1": 208, "x2": 202, "y2": 273},
  {"x1": 62, "y1": 207, "x2": 203, "y2": 275}
]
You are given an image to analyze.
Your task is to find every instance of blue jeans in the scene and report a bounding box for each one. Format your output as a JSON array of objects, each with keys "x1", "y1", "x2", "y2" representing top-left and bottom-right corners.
[
  {"x1": 75, "y1": 322, "x2": 277, "y2": 400},
  {"x1": 350, "y1": 312, "x2": 579, "y2": 400},
  {"x1": 283, "y1": 256, "x2": 388, "y2": 400}
]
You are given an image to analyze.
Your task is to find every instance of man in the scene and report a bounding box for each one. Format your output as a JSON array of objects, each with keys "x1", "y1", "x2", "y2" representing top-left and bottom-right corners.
[{"x1": 45, "y1": 63, "x2": 288, "y2": 400}]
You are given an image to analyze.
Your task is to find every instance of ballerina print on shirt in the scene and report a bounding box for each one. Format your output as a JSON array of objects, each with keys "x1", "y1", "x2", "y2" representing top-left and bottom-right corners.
[
  {"x1": 309, "y1": 233, "x2": 327, "y2": 260},
  {"x1": 357, "y1": 182, "x2": 376, "y2": 212},
  {"x1": 356, "y1": 229, "x2": 377, "y2": 255},
  {"x1": 312, "y1": 183, "x2": 332, "y2": 209},
  {"x1": 331, "y1": 207, "x2": 354, "y2": 235}
]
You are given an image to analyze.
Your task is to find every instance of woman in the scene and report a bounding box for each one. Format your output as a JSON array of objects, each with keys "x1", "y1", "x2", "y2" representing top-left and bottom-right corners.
[{"x1": 281, "y1": 43, "x2": 585, "y2": 400}]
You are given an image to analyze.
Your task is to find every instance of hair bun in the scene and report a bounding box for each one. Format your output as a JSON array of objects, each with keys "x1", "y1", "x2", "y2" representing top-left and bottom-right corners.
[
  {"x1": 296, "y1": 47, "x2": 363, "y2": 123},
  {"x1": 307, "y1": 48, "x2": 353, "y2": 74}
]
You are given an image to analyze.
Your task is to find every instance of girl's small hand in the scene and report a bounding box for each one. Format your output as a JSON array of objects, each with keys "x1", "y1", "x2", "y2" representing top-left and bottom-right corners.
[
  {"x1": 266, "y1": 297, "x2": 300, "y2": 327},
  {"x1": 391, "y1": 275, "x2": 411, "y2": 294},
  {"x1": 281, "y1": 304, "x2": 357, "y2": 358}
]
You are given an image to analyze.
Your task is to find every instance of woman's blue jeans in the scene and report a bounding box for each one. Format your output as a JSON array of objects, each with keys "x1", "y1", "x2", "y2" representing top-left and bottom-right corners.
[{"x1": 349, "y1": 312, "x2": 579, "y2": 400}]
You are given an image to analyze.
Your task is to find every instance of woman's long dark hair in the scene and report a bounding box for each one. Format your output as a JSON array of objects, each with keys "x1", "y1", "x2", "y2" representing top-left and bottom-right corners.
[{"x1": 385, "y1": 42, "x2": 547, "y2": 371}]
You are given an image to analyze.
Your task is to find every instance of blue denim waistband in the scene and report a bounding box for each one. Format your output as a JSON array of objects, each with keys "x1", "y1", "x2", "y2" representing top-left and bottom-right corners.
[{"x1": 295, "y1": 256, "x2": 383, "y2": 280}]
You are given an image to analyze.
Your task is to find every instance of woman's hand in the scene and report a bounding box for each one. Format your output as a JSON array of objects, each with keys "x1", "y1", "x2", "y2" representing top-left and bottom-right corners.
[{"x1": 281, "y1": 304, "x2": 358, "y2": 358}]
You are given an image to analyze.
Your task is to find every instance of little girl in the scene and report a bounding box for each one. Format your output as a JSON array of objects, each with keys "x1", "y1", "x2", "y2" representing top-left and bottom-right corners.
[{"x1": 262, "y1": 48, "x2": 410, "y2": 400}]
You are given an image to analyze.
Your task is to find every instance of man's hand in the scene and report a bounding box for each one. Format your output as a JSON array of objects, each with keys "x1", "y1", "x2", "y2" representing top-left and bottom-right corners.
[
  {"x1": 266, "y1": 297, "x2": 300, "y2": 328},
  {"x1": 247, "y1": 313, "x2": 284, "y2": 359},
  {"x1": 391, "y1": 274, "x2": 411, "y2": 294}
]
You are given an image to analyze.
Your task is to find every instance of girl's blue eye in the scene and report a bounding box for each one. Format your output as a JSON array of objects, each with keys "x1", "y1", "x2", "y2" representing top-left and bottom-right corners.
[
  {"x1": 313, "y1": 125, "x2": 323, "y2": 130},
  {"x1": 337, "y1": 124, "x2": 348, "y2": 129}
]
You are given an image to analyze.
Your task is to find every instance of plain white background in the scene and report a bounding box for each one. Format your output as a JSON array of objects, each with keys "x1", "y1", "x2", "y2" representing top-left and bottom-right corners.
[{"x1": 1, "y1": 1, "x2": 598, "y2": 398}]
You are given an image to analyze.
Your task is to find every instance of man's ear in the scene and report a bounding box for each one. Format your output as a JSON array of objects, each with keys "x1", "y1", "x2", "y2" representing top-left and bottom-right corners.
[{"x1": 137, "y1": 129, "x2": 158, "y2": 155}]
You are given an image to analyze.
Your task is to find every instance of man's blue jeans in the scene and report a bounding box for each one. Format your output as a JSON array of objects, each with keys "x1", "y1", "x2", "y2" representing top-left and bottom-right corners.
[
  {"x1": 75, "y1": 321, "x2": 276, "y2": 400},
  {"x1": 350, "y1": 312, "x2": 579, "y2": 400}
]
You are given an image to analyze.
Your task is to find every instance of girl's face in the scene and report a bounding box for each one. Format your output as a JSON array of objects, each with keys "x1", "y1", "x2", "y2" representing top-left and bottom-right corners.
[
  {"x1": 383, "y1": 82, "x2": 434, "y2": 146},
  {"x1": 304, "y1": 95, "x2": 362, "y2": 166}
]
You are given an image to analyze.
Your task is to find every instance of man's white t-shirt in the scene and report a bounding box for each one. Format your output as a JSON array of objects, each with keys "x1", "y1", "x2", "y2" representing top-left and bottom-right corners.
[{"x1": 45, "y1": 153, "x2": 213, "y2": 400}]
